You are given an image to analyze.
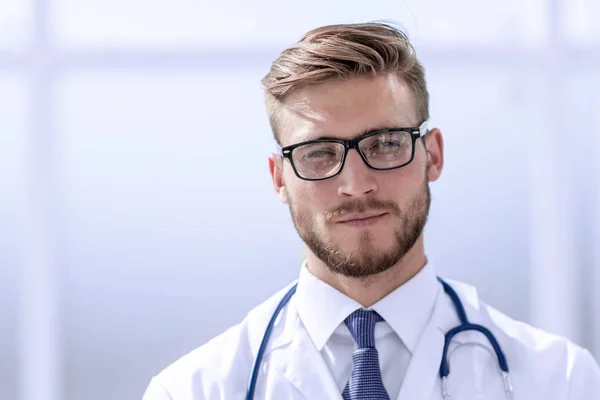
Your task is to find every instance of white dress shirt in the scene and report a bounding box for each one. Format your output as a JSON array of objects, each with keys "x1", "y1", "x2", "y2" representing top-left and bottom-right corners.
[{"x1": 294, "y1": 261, "x2": 439, "y2": 399}]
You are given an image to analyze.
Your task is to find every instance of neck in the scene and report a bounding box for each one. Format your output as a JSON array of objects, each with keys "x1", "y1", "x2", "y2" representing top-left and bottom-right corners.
[{"x1": 305, "y1": 234, "x2": 427, "y2": 308}]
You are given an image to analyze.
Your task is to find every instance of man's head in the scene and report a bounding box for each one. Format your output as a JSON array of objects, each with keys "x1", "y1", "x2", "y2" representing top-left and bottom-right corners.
[{"x1": 264, "y1": 22, "x2": 444, "y2": 278}]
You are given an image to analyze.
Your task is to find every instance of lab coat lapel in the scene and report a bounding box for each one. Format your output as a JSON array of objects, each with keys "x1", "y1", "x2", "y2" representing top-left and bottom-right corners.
[
  {"x1": 274, "y1": 317, "x2": 342, "y2": 400},
  {"x1": 395, "y1": 289, "x2": 447, "y2": 400}
]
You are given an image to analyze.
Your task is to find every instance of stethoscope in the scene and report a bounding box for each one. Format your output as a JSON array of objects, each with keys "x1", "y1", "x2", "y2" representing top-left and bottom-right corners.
[{"x1": 246, "y1": 277, "x2": 513, "y2": 400}]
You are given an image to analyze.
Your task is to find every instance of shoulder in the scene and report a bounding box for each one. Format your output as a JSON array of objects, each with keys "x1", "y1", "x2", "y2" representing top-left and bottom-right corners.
[
  {"x1": 445, "y1": 279, "x2": 600, "y2": 393},
  {"x1": 146, "y1": 282, "x2": 298, "y2": 400}
]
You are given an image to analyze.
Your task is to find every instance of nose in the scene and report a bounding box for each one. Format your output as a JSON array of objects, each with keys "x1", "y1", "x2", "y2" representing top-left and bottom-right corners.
[{"x1": 337, "y1": 150, "x2": 378, "y2": 197}]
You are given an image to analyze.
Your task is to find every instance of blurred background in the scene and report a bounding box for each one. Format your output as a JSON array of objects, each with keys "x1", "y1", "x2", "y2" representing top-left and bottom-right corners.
[{"x1": 1, "y1": 0, "x2": 599, "y2": 399}]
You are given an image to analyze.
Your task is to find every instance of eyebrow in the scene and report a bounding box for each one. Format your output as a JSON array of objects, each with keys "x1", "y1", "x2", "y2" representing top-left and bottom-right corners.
[{"x1": 301, "y1": 125, "x2": 412, "y2": 142}]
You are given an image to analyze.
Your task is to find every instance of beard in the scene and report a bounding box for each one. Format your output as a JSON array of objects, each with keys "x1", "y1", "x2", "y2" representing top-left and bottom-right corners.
[{"x1": 287, "y1": 176, "x2": 431, "y2": 278}]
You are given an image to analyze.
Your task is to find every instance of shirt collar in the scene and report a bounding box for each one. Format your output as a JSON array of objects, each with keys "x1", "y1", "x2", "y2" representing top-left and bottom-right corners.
[{"x1": 294, "y1": 260, "x2": 439, "y2": 353}]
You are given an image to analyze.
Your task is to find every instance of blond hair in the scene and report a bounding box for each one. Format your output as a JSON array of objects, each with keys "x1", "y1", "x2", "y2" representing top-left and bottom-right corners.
[{"x1": 261, "y1": 22, "x2": 429, "y2": 143}]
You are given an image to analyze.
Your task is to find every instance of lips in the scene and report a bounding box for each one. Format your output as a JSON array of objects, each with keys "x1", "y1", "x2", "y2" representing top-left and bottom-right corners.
[{"x1": 337, "y1": 212, "x2": 387, "y2": 223}]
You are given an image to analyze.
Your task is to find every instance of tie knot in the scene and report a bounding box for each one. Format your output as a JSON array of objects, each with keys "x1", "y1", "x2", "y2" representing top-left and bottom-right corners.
[{"x1": 344, "y1": 309, "x2": 384, "y2": 348}]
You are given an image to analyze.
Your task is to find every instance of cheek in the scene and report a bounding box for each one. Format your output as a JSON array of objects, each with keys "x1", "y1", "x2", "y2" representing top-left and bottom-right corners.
[
  {"x1": 381, "y1": 164, "x2": 426, "y2": 199},
  {"x1": 286, "y1": 179, "x2": 331, "y2": 215},
  {"x1": 302, "y1": 182, "x2": 333, "y2": 212}
]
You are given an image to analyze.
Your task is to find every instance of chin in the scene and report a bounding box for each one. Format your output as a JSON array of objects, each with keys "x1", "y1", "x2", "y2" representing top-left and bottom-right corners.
[
  {"x1": 335, "y1": 226, "x2": 394, "y2": 242},
  {"x1": 336, "y1": 233, "x2": 395, "y2": 253}
]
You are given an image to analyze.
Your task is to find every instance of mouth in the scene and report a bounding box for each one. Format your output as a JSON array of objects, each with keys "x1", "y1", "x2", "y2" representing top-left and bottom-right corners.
[{"x1": 337, "y1": 212, "x2": 388, "y2": 227}]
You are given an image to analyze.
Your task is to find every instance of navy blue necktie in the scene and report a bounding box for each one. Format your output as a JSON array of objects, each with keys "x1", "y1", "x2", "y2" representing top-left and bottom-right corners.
[{"x1": 342, "y1": 309, "x2": 390, "y2": 400}]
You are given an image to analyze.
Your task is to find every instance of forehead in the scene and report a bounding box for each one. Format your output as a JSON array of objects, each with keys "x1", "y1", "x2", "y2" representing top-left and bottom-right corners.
[{"x1": 278, "y1": 74, "x2": 419, "y2": 146}]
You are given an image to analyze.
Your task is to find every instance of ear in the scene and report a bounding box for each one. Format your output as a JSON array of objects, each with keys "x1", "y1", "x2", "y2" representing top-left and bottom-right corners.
[
  {"x1": 268, "y1": 153, "x2": 289, "y2": 204},
  {"x1": 424, "y1": 128, "x2": 444, "y2": 182}
]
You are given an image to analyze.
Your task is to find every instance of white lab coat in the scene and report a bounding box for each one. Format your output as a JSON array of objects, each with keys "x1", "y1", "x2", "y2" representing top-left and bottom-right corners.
[{"x1": 142, "y1": 278, "x2": 600, "y2": 399}]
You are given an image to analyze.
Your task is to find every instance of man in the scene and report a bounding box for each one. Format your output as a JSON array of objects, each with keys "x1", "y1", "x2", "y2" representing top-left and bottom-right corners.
[{"x1": 143, "y1": 22, "x2": 600, "y2": 399}]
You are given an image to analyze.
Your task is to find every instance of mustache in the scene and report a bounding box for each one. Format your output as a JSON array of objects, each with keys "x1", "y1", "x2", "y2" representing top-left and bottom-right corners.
[{"x1": 325, "y1": 198, "x2": 401, "y2": 223}]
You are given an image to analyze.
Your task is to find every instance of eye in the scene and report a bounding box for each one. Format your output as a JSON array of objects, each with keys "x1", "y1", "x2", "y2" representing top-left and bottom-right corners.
[
  {"x1": 373, "y1": 140, "x2": 401, "y2": 150},
  {"x1": 305, "y1": 149, "x2": 337, "y2": 159},
  {"x1": 366, "y1": 139, "x2": 405, "y2": 155},
  {"x1": 294, "y1": 142, "x2": 344, "y2": 162}
]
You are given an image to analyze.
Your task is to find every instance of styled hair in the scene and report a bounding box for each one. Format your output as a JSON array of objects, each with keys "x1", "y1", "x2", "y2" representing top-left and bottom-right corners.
[{"x1": 261, "y1": 22, "x2": 429, "y2": 143}]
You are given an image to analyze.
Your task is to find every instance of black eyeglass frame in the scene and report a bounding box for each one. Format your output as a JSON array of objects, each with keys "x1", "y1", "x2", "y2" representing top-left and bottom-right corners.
[{"x1": 277, "y1": 120, "x2": 429, "y2": 181}]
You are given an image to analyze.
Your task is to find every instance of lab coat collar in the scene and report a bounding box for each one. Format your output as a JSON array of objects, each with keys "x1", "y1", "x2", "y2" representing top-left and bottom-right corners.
[
  {"x1": 371, "y1": 261, "x2": 439, "y2": 352},
  {"x1": 272, "y1": 315, "x2": 344, "y2": 400},
  {"x1": 294, "y1": 259, "x2": 439, "y2": 353},
  {"x1": 294, "y1": 261, "x2": 362, "y2": 351}
]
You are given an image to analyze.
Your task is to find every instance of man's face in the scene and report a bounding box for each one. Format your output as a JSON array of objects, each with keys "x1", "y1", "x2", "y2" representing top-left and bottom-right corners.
[{"x1": 270, "y1": 74, "x2": 440, "y2": 278}]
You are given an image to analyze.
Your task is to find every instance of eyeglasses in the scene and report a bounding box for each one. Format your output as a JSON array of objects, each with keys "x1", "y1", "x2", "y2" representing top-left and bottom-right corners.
[{"x1": 277, "y1": 121, "x2": 429, "y2": 181}]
